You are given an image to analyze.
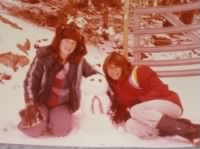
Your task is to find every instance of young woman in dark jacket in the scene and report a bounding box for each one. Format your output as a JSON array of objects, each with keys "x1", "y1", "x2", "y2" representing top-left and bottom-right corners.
[
  {"x1": 103, "y1": 52, "x2": 199, "y2": 143},
  {"x1": 18, "y1": 25, "x2": 98, "y2": 137}
]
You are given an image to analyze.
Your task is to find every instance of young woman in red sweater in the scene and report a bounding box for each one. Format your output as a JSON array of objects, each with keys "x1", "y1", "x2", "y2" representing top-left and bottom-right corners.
[{"x1": 103, "y1": 52, "x2": 199, "y2": 143}]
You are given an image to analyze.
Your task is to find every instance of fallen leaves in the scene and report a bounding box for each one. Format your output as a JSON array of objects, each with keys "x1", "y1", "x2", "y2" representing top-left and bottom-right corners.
[
  {"x1": 0, "y1": 52, "x2": 29, "y2": 71},
  {"x1": 16, "y1": 38, "x2": 31, "y2": 55}
]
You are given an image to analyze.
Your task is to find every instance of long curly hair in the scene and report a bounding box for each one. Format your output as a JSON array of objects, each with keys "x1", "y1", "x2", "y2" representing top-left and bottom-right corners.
[
  {"x1": 103, "y1": 52, "x2": 132, "y2": 80},
  {"x1": 50, "y1": 25, "x2": 87, "y2": 63}
]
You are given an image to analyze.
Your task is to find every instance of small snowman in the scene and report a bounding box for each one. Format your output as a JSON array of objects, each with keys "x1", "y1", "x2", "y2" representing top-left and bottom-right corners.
[
  {"x1": 80, "y1": 74, "x2": 111, "y2": 115},
  {"x1": 80, "y1": 74, "x2": 113, "y2": 134}
]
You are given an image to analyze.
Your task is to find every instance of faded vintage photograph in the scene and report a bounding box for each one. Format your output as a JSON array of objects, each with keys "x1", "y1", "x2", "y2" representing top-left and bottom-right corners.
[{"x1": 0, "y1": 0, "x2": 200, "y2": 148}]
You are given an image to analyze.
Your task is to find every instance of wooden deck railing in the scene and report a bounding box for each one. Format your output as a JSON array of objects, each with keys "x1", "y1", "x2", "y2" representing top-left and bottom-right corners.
[{"x1": 131, "y1": 1, "x2": 200, "y2": 77}]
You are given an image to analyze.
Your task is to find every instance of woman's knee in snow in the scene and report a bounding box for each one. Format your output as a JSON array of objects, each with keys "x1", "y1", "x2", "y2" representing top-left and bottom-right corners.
[
  {"x1": 49, "y1": 116, "x2": 73, "y2": 137},
  {"x1": 51, "y1": 123, "x2": 73, "y2": 137},
  {"x1": 48, "y1": 105, "x2": 73, "y2": 137}
]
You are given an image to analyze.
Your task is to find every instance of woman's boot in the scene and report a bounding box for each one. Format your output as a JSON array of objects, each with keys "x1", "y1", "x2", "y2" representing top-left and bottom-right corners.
[{"x1": 156, "y1": 115, "x2": 200, "y2": 143}]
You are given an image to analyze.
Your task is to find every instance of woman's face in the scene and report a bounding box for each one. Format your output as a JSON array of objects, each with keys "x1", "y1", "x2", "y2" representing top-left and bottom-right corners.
[
  {"x1": 59, "y1": 38, "x2": 77, "y2": 59},
  {"x1": 107, "y1": 64, "x2": 122, "y2": 80}
]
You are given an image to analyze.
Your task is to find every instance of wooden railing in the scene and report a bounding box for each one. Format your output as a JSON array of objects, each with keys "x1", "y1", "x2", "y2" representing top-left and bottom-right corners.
[{"x1": 131, "y1": 1, "x2": 200, "y2": 77}]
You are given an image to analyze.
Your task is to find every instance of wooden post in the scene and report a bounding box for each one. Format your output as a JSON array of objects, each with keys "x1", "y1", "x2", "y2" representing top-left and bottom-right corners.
[{"x1": 122, "y1": 0, "x2": 129, "y2": 59}]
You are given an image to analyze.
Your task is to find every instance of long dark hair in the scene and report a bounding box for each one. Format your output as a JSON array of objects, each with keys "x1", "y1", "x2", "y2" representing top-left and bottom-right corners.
[
  {"x1": 50, "y1": 25, "x2": 87, "y2": 63},
  {"x1": 103, "y1": 51, "x2": 132, "y2": 80}
]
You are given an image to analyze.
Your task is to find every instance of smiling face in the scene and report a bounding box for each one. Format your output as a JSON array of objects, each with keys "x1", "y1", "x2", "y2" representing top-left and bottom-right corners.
[
  {"x1": 107, "y1": 64, "x2": 122, "y2": 80},
  {"x1": 59, "y1": 38, "x2": 77, "y2": 60}
]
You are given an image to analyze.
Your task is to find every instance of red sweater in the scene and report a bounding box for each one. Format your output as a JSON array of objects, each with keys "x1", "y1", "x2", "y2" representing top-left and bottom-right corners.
[
  {"x1": 109, "y1": 65, "x2": 183, "y2": 111},
  {"x1": 47, "y1": 66, "x2": 69, "y2": 108}
]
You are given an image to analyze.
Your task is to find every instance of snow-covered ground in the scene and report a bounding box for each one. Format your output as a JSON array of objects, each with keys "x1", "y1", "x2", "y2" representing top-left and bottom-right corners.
[{"x1": 0, "y1": 10, "x2": 200, "y2": 148}]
